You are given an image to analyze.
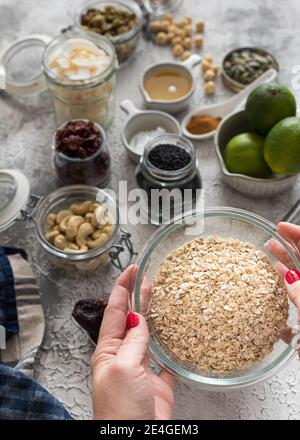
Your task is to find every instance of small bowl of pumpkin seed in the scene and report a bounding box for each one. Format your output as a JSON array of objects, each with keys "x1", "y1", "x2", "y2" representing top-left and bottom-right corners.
[
  {"x1": 76, "y1": 0, "x2": 144, "y2": 65},
  {"x1": 222, "y1": 47, "x2": 279, "y2": 92}
]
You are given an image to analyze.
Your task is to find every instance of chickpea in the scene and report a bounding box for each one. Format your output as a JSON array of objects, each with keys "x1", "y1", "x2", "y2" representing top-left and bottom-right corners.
[
  {"x1": 160, "y1": 20, "x2": 169, "y2": 32},
  {"x1": 168, "y1": 24, "x2": 177, "y2": 34},
  {"x1": 173, "y1": 19, "x2": 182, "y2": 27},
  {"x1": 184, "y1": 25, "x2": 193, "y2": 36},
  {"x1": 155, "y1": 32, "x2": 168, "y2": 45},
  {"x1": 167, "y1": 32, "x2": 175, "y2": 42},
  {"x1": 171, "y1": 36, "x2": 182, "y2": 46},
  {"x1": 201, "y1": 59, "x2": 212, "y2": 72},
  {"x1": 175, "y1": 28, "x2": 184, "y2": 38},
  {"x1": 163, "y1": 14, "x2": 173, "y2": 23},
  {"x1": 204, "y1": 81, "x2": 216, "y2": 95},
  {"x1": 211, "y1": 64, "x2": 220, "y2": 75},
  {"x1": 183, "y1": 16, "x2": 192, "y2": 24},
  {"x1": 179, "y1": 20, "x2": 187, "y2": 28},
  {"x1": 181, "y1": 50, "x2": 192, "y2": 61},
  {"x1": 183, "y1": 37, "x2": 192, "y2": 50},
  {"x1": 194, "y1": 34, "x2": 204, "y2": 48},
  {"x1": 149, "y1": 21, "x2": 161, "y2": 33},
  {"x1": 196, "y1": 20, "x2": 205, "y2": 32},
  {"x1": 203, "y1": 53, "x2": 214, "y2": 63},
  {"x1": 204, "y1": 69, "x2": 215, "y2": 82},
  {"x1": 172, "y1": 44, "x2": 184, "y2": 57}
]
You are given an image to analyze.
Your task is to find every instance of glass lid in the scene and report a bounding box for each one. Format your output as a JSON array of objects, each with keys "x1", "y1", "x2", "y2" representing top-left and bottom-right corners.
[
  {"x1": 0, "y1": 34, "x2": 52, "y2": 97},
  {"x1": 0, "y1": 170, "x2": 30, "y2": 233}
]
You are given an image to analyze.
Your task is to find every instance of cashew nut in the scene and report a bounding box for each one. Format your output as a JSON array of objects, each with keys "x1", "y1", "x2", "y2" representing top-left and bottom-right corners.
[
  {"x1": 46, "y1": 213, "x2": 57, "y2": 227},
  {"x1": 56, "y1": 210, "x2": 72, "y2": 224},
  {"x1": 71, "y1": 201, "x2": 93, "y2": 215},
  {"x1": 85, "y1": 212, "x2": 94, "y2": 224},
  {"x1": 89, "y1": 203, "x2": 101, "y2": 212},
  {"x1": 86, "y1": 233, "x2": 108, "y2": 249},
  {"x1": 92, "y1": 230, "x2": 102, "y2": 240},
  {"x1": 103, "y1": 225, "x2": 112, "y2": 235},
  {"x1": 95, "y1": 205, "x2": 108, "y2": 226},
  {"x1": 65, "y1": 215, "x2": 85, "y2": 241},
  {"x1": 45, "y1": 230, "x2": 60, "y2": 243},
  {"x1": 44, "y1": 200, "x2": 114, "y2": 260},
  {"x1": 54, "y1": 234, "x2": 69, "y2": 250},
  {"x1": 88, "y1": 210, "x2": 103, "y2": 228},
  {"x1": 76, "y1": 223, "x2": 94, "y2": 247},
  {"x1": 64, "y1": 245, "x2": 89, "y2": 254},
  {"x1": 59, "y1": 215, "x2": 72, "y2": 233},
  {"x1": 65, "y1": 243, "x2": 79, "y2": 251}
]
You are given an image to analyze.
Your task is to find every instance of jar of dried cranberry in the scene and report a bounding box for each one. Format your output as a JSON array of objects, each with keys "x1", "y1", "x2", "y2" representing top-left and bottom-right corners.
[{"x1": 52, "y1": 120, "x2": 111, "y2": 187}]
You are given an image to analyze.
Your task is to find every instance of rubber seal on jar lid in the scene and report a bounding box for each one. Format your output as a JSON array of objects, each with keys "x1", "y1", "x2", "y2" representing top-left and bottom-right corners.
[
  {"x1": 0, "y1": 34, "x2": 52, "y2": 97},
  {"x1": 0, "y1": 170, "x2": 30, "y2": 232}
]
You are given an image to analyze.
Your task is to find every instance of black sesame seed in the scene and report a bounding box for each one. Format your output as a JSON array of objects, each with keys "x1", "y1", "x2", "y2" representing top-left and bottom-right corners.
[{"x1": 148, "y1": 144, "x2": 191, "y2": 171}]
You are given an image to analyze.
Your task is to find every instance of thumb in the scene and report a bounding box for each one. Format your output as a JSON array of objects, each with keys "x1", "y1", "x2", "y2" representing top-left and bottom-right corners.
[
  {"x1": 285, "y1": 270, "x2": 300, "y2": 310},
  {"x1": 116, "y1": 313, "x2": 149, "y2": 367}
]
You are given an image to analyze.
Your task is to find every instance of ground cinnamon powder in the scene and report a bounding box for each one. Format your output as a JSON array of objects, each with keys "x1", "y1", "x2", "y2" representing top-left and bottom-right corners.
[{"x1": 186, "y1": 114, "x2": 222, "y2": 135}]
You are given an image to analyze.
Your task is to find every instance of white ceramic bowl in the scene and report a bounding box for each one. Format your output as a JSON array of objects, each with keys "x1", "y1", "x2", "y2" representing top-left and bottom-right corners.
[
  {"x1": 120, "y1": 100, "x2": 181, "y2": 163},
  {"x1": 182, "y1": 69, "x2": 278, "y2": 142},
  {"x1": 215, "y1": 110, "x2": 299, "y2": 198},
  {"x1": 140, "y1": 55, "x2": 201, "y2": 115}
]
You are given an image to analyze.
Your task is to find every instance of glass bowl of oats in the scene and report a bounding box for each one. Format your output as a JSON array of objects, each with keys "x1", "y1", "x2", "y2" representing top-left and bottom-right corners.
[{"x1": 133, "y1": 207, "x2": 300, "y2": 389}]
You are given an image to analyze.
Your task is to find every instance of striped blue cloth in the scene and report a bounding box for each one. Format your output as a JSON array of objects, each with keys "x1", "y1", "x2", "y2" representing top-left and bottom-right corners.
[
  {"x1": 0, "y1": 247, "x2": 19, "y2": 339},
  {"x1": 0, "y1": 246, "x2": 73, "y2": 420}
]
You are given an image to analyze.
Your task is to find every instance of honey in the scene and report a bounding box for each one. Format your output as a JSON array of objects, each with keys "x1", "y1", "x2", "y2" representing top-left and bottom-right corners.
[{"x1": 144, "y1": 68, "x2": 192, "y2": 101}]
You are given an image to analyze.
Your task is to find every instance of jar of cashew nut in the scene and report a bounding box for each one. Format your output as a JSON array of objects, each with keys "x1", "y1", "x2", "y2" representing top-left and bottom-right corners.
[
  {"x1": 31, "y1": 185, "x2": 134, "y2": 272},
  {"x1": 0, "y1": 173, "x2": 134, "y2": 272}
]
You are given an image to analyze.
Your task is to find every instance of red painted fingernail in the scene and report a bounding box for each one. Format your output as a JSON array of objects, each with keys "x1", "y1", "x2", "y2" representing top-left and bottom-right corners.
[
  {"x1": 285, "y1": 270, "x2": 300, "y2": 285},
  {"x1": 126, "y1": 313, "x2": 139, "y2": 330}
]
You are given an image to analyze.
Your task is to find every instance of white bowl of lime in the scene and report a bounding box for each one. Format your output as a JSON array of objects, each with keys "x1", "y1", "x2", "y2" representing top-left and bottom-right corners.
[{"x1": 215, "y1": 109, "x2": 299, "y2": 198}]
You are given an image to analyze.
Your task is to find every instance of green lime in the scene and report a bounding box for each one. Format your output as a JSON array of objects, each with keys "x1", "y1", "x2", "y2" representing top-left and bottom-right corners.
[
  {"x1": 245, "y1": 83, "x2": 296, "y2": 136},
  {"x1": 224, "y1": 132, "x2": 272, "y2": 178},
  {"x1": 264, "y1": 117, "x2": 300, "y2": 175}
]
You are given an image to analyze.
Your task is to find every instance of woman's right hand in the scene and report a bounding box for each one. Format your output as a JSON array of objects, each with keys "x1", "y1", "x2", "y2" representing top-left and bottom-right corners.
[
  {"x1": 268, "y1": 222, "x2": 300, "y2": 309},
  {"x1": 268, "y1": 223, "x2": 300, "y2": 352}
]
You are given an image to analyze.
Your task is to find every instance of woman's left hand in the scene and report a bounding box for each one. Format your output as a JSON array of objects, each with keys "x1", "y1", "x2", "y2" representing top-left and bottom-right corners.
[{"x1": 91, "y1": 265, "x2": 176, "y2": 420}]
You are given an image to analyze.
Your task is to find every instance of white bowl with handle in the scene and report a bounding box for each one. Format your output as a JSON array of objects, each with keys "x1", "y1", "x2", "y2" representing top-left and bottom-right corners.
[
  {"x1": 120, "y1": 100, "x2": 181, "y2": 163},
  {"x1": 215, "y1": 109, "x2": 299, "y2": 198},
  {"x1": 182, "y1": 68, "x2": 278, "y2": 142},
  {"x1": 140, "y1": 54, "x2": 202, "y2": 115}
]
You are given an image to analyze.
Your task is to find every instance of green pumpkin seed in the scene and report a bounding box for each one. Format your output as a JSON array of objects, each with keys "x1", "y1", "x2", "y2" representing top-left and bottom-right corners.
[
  {"x1": 81, "y1": 6, "x2": 137, "y2": 37},
  {"x1": 224, "y1": 48, "x2": 278, "y2": 86}
]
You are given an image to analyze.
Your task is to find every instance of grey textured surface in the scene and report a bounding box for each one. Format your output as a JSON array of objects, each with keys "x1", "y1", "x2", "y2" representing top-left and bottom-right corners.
[{"x1": 1, "y1": 0, "x2": 300, "y2": 420}]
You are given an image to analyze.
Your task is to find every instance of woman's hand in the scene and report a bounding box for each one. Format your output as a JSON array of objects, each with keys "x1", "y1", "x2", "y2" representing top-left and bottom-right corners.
[
  {"x1": 91, "y1": 265, "x2": 176, "y2": 420},
  {"x1": 268, "y1": 222, "x2": 300, "y2": 310}
]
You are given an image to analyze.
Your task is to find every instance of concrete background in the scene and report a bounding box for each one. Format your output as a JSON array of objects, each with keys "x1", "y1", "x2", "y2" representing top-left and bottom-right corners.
[{"x1": 0, "y1": 0, "x2": 300, "y2": 419}]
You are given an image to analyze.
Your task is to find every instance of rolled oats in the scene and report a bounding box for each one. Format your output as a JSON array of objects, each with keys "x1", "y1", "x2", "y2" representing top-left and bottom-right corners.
[{"x1": 151, "y1": 236, "x2": 288, "y2": 373}]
